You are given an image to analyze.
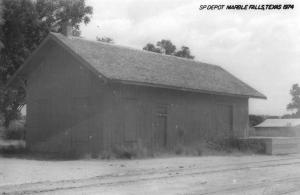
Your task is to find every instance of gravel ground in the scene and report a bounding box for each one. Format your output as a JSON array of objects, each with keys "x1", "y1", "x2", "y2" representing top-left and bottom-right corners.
[{"x1": 1, "y1": 154, "x2": 300, "y2": 194}]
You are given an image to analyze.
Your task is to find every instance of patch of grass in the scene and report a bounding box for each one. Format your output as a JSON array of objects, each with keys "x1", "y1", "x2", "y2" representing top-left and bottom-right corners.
[
  {"x1": 172, "y1": 138, "x2": 266, "y2": 157},
  {"x1": 205, "y1": 138, "x2": 266, "y2": 154}
]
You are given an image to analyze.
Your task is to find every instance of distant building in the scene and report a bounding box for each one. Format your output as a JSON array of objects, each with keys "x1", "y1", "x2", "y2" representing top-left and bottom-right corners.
[
  {"x1": 7, "y1": 30, "x2": 265, "y2": 155},
  {"x1": 255, "y1": 119, "x2": 300, "y2": 137}
]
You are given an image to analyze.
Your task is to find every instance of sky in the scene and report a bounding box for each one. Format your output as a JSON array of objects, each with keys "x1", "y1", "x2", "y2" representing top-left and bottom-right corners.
[{"x1": 80, "y1": 0, "x2": 300, "y2": 116}]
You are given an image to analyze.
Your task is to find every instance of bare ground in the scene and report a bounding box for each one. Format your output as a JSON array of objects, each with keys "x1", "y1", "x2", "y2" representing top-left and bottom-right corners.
[{"x1": 1, "y1": 154, "x2": 300, "y2": 194}]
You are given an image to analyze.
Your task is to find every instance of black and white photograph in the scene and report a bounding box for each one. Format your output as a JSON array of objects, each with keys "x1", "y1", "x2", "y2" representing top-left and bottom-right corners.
[{"x1": 0, "y1": 0, "x2": 300, "y2": 194}]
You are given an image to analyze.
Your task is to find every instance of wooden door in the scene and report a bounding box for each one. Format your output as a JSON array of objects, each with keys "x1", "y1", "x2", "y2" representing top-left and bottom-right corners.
[{"x1": 154, "y1": 105, "x2": 168, "y2": 148}]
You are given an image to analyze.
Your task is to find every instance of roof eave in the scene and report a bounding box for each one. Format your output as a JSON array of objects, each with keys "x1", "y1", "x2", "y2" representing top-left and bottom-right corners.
[
  {"x1": 250, "y1": 94, "x2": 267, "y2": 100},
  {"x1": 110, "y1": 79, "x2": 267, "y2": 99}
]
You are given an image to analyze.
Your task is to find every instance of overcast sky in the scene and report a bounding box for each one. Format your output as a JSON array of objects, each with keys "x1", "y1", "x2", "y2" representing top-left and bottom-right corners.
[{"x1": 80, "y1": 0, "x2": 300, "y2": 116}]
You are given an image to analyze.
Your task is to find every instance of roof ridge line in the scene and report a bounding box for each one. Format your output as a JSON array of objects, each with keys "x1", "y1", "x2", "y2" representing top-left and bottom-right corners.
[{"x1": 50, "y1": 32, "x2": 220, "y2": 69}]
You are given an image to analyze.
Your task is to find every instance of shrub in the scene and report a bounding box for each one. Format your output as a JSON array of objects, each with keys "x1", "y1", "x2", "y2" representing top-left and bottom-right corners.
[
  {"x1": 0, "y1": 145, "x2": 26, "y2": 154},
  {"x1": 205, "y1": 138, "x2": 242, "y2": 152},
  {"x1": 0, "y1": 141, "x2": 26, "y2": 155},
  {"x1": 113, "y1": 145, "x2": 135, "y2": 159},
  {"x1": 100, "y1": 149, "x2": 114, "y2": 159},
  {"x1": 4, "y1": 120, "x2": 25, "y2": 140},
  {"x1": 238, "y1": 139, "x2": 266, "y2": 154},
  {"x1": 174, "y1": 143, "x2": 203, "y2": 156},
  {"x1": 205, "y1": 137, "x2": 266, "y2": 154},
  {"x1": 4, "y1": 129, "x2": 25, "y2": 140},
  {"x1": 106, "y1": 140, "x2": 148, "y2": 159}
]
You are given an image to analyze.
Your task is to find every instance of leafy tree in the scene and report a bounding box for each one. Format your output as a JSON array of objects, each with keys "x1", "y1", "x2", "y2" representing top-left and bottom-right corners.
[
  {"x1": 266, "y1": 115, "x2": 280, "y2": 119},
  {"x1": 0, "y1": 0, "x2": 93, "y2": 127},
  {"x1": 143, "y1": 39, "x2": 195, "y2": 59},
  {"x1": 156, "y1": 39, "x2": 176, "y2": 55},
  {"x1": 96, "y1": 36, "x2": 114, "y2": 44},
  {"x1": 287, "y1": 83, "x2": 300, "y2": 117},
  {"x1": 35, "y1": 0, "x2": 92, "y2": 36},
  {"x1": 142, "y1": 43, "x2": 161, "y2": 53},
  {"x1": 282, "y1": 114, "x2": 294, "y2": 119},
  {"x1": 174, "y1": 46, "x2": 194, "y2": 59},
  {"x1": 249, "y1": 115, "x2": 264, "y2": 127}
]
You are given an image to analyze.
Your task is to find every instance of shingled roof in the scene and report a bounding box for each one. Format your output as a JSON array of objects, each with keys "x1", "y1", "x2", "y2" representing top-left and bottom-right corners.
[{"x1": 9, "y1": 33, "x2": 266, "y2": 99}]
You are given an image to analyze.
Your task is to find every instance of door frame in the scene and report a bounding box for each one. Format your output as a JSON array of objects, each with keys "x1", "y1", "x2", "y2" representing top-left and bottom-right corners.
[{"x1": 153, "y1": 103, "x2": 168, "y2": 148}]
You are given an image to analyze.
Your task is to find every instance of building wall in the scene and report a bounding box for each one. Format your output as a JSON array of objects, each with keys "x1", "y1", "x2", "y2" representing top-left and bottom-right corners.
[
  {"x1": 26, "y1": 41, "x2": 105, "y2": 154},
  {"x1": 100, "y1": 82, "x2": 249, "y2": 151}
]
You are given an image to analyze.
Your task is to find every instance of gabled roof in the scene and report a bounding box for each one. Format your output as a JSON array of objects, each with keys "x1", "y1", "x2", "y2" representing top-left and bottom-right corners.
[
  {"x1": 255, "y1": 119, "x2": 300, "y2": 128},
  {"x1": 8, "y1": 32, "x2": 266, "y2": 99}
]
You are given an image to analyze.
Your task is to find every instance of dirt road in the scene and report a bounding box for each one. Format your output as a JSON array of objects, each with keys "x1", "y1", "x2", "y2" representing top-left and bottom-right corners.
[{"x1": 1, "y1": 155, "x2": 300, "y2": 194}]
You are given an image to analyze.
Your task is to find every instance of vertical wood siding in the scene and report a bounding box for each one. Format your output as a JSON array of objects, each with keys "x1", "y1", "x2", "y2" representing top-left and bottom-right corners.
[{"x1": 101, "y1": 83, "x2": 249, "y2": 151}]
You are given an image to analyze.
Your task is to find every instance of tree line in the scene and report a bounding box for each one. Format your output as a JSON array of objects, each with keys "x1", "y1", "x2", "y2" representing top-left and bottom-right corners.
[{"x1": 143, "y1": 40, "x2": 194, "y2": 59}]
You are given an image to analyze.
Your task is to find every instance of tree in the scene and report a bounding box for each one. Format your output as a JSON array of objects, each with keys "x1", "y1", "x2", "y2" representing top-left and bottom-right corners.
[
  {"x1": 174, "y1": 46, "x2": 194, "y2": 59},
  {"x1": 142, "y1": 43, "x2": 161, "y2": 53},
  {"x1": 287, "y1": 83, "x2": 300, "y2": 118},
  {"x1": 0, "y1": 0, "x2": 93, "y2": 127},
  {"x1": 142, "y1": 39, "x2": 195, "y2": 59},
  {"x1": 249, "y1": 115, "x2": 264, "y2": 127},
  {"x1": 96, "y1": 36, "x2": 114, "y2": 44},
  {"x1": 35, "y1": 0, "x2": 92, "y2": 36},
  {"x1": 282, "y1": 114, "x2": 294, "y2": 119},
  {"x1": 156, "y1": 39, "x2": 176, "y2": 55}
]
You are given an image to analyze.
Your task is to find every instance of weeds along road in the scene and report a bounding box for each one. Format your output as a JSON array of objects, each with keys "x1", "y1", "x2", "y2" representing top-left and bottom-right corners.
[{"x1": 2, "y1": 155, "x2": 300, "y2": 194}]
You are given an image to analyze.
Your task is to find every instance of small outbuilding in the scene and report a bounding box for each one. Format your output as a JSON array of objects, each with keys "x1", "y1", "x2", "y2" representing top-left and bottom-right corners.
[
  {"x1": 8, "y1": 30, "x2": 266, "y2": 155},
  {"x1": 249, "y1": 119, "x2": 300, "y2": 155},
  {"x1": 255, "y1": 119, "x2": 300, "y2": 137}
]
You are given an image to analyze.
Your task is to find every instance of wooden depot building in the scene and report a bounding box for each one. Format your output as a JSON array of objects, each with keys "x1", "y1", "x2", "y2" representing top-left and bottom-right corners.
[{"x1": 8, "y1": 29, "x2": 266, "y2": 155}]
